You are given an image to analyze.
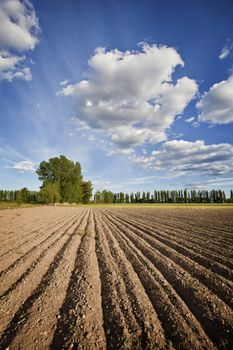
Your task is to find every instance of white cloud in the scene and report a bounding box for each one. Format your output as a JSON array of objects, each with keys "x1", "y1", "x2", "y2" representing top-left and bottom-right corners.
[
  {"x1": 185, "y1": 117, "x2": 195, "y2": 123},
  {"x1": 12, "y1": 160, "x2": 35, "y2": 171},
  {"x1": 219, "y1": 40, "x2": 233, "y2": 60},
  {"x1": 219, "y1": 48, "x2": 230, "y2": 60},
  {"x1": 60, "y1": 79, "x2": 70, "y2": 86},
  {"x1": 0, "y1": 51, "x2": 31, "y2": 81},
  {"x1": 58, "y1": 43, "x2": 198, "y2": 151},
  {"x1": 0, "y1": 0, "x2": 39, "y2": 51},
  {"x1": 197, "y1": 74, "x2": 233, "y2": 124},
  {"x1": 184, "y1": 177, "x2": 233, "y2": 190},
  {"x1": 106, "y1": 148, "x2": 135, "y2": 156},
  {"x1": 0, "y1": 0, "x2": 39, "y2": 81},
  {"x1": 4, "y1": 158, "x2": 35, "y2": 172},
  {"x1": 111, "y1": 125, "x2": 165, "y2": 149},
  {"x1": 130, "y1": 140, "x2": 233, "y2": 176},
  {"x1": 88, "y1": 134, "x2": 96, "y2": 141},
  {"x1": 192, "y1": 121, "x2": 200, "y2": 128}
]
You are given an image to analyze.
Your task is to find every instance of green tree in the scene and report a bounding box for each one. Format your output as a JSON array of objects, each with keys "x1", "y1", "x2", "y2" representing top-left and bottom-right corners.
[
  {"x1": 113, "y1": 193, "x2": 117, "y2": 204},
  {"x1": 130, "y1": 193, "x2": 134, "y2": 203},
  {"x1": 119, "y1": 192, "x2": 125, "y2": 203},
  {"x1": 94, "y1": 191, "x2": 101, "y2": 203},
  {"x1": 20, "y1": 187, "x2": 30, "y2": 203},
  {"x1": 82, "y1": 181, "x2": 93, "y2": 204},
  {"x1": 230, "y1": 190, "x2": 233, "y2": 203},
  {"x1": 16, "y1": 190, "x2": 22, "y2": 204},
  {"x1": 142, "y1": 191, "x2": 146, "y2": 203},
  {"x1": 36, "y1": 155, "x2": 83, "y2": 203},
  {"x1": 39, "y1": 182, "x2": 60, "y2": 204}
]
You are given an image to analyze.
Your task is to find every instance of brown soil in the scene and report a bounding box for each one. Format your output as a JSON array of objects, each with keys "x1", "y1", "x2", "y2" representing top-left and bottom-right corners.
[{"x1": 0, "y1": 206, "x2": 232, "y2": 349}]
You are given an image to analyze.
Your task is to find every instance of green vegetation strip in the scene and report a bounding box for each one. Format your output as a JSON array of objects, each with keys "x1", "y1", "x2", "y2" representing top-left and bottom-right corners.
[{"x1": 0, "y1": 202, "x2": 43, "y2": 210}]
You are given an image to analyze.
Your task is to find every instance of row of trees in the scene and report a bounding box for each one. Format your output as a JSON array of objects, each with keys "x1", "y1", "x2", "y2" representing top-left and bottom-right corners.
[
  {"x1": 0, "y1": 156, "x2": 93, "y2": 204},
  {"x1": 0, "y1": 188, "x2": 39, "y2": 203},
  {"x1": 94, "y1": 189, "x2": 233, "y2": 204},
  {"x1": 1, "y1": 188, "x2": 233, "y2": 205}
]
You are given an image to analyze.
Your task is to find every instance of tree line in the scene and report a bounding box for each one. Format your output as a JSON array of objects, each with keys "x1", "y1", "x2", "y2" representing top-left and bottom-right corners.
[
  {"x1": 0, "y1": 156, "x2": 93, "y2": 204},
  {"x1": 94, "y1": 189, "x2": 233, "y2": 204},
  {"x1": 1, "y1": 155, "x2": 233, "y2": 205}
]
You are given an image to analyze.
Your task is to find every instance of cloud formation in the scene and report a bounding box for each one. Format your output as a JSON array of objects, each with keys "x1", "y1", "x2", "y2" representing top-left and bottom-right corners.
[
  {"x1": 0, "y1": 0, "x2": 39, "y2": 81},
  {"x1": 219, "y1": 40, "x2": 233, "y2": 60},
  {"x1": 197, "y1": 74, "x2": 233, "y2": 124},
  {"x1": 12, "y1": 160, "x2": 35, "y2": 171},
  {"x1": 185, "y1": 117, "x2": 195, "y2": 123},
  {"x1": 0, "y1": 50, "x2": 31, "y2": 81},
  {"x1": 58, "y1": 43, "x2": 198, "y2": 151},
  {"x1": 130, "y1": 140, "x2": 233, "y2": 176}
]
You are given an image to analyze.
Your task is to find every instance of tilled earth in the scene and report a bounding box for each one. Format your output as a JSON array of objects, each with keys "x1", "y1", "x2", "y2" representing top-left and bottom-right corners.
[{"x1": 0, "y1": 206, "x2": 232, "y2": 349}]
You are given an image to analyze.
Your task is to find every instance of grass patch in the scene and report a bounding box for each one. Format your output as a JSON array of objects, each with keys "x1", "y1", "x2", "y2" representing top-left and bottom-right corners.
[
  {"x1": 0, "y1": 202, "x2": 43, "y2": 210},
  {"x1": 59, "y1": 202, "x2": 233, "y2": 209},
  {"x1": 1, "y1": 202, "x2": 232, "y2": 210}
]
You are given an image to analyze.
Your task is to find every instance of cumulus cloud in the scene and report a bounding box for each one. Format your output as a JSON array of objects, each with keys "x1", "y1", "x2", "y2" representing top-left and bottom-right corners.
[
  {"x1": 58, "y1": 43, "x2": 198, "y2": 151},
  {"x1": 0, "y1": 0, "x2": 39, "y2": 51},
  {"x1": 130, "y1": 140, "x2": 233, "y2": 176},
  {"x1": 0, "y1": 0, "x2": 39, "y2": 81},
  {"x1": 0, "y1": 50, "x2": 31, "y2": 81},
  {"x1": 219, "y1": 40, "x2": 233, "y2": 60},
  {"x1": 197, "y1": 74, "x2": 233, "y2": 124},
  {"x1": 111, "y1": 125, "x2": 165, "y2": 149}
]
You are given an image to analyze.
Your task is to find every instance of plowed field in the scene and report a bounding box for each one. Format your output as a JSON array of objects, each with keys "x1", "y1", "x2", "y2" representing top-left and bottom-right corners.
[{"x1": 0, "y1": 206, "x2": 232, "y2": 349}]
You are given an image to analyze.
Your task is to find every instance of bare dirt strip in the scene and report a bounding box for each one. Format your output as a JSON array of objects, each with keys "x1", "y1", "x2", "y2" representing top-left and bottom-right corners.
[{"x1": 0, "y1": 206, "x2": 232, "y2": 349}]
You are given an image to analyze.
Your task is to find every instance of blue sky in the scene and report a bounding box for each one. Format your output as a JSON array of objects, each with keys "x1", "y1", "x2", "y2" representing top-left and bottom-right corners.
[{"x1": 0, "y1": 0, "x2": 233, "y2": 194}]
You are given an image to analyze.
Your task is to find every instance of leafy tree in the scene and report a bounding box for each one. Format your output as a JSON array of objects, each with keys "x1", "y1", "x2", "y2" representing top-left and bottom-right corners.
[
  {"x1": 104, "y1": 190, "x2": 114, "y2": 203},
  {"x1": 113, "y1": 193, "x2": 117, "y2": 204},
  {"x1": 39, "y1": 182, "x2": 60, "y2": 204},
  {"x1": 135, "y1": 192, "x2": 141, "y2": 203},
  {"x1": 130, "y1": 193, "x2": 134, "y2": 203},
  {"x1": 154, "y1": 190, "x2": 158, "y2": 203},
  {"x1": 82, "y1": 181, "x2": 93, "y2": 204},
  {"x1": 20, "y1": 187, "x2": 30, "y2": 203},
  {"x1": 157, "y1": 191, "x2": 161, "y2": 203},
  {"x1": 94, "y1": 191, "x2": 101, "y2": 203},
  {"x1": 15, "y1": 187, "x2": 29, "y2": 204},
  {"x1": 230, "y1": 190, "x2": 233, "y2": 203},
  {"x1": 94, "y1": 190, "x2": 114, "y2": 203},
  {"x1": 36, "y1": 155, "x2": 83, "y2": 203},
  {"x1": 16, "y1": 190, "x2": 22, "y2": 204},
  {"x1": 119, "y1": 192, "x2": 125, "y2": 203},
  {"x1": 146, "y1": 191, "x2": 150, "y2": 202},
  {"x1": 142, "y1": 191, "x2": 146, "y2": 202}
]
